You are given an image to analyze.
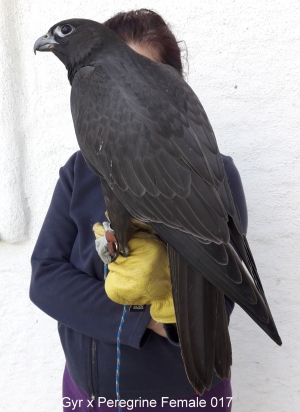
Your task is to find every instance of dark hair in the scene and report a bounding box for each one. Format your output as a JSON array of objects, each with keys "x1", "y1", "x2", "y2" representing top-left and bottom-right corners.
[{"x1": 104, "y1": 9, "x2": 185, "y2": 76}]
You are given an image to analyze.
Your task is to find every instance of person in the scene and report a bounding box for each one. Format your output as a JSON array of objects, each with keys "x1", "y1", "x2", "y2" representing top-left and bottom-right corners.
[{"x1": 30, "y1": 9, "x2": 248, "y2": 412}]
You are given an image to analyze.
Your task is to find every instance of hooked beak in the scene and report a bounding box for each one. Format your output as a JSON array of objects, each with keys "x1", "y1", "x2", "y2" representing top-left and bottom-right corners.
[{"x1": 34, "y1": 33, "x2": 59, "y2": 54}]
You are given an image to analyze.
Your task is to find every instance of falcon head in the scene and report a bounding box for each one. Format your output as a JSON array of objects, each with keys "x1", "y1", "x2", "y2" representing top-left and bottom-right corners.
[{"x1": 34, "y1": 19, "x2": 120, "y2": 75}]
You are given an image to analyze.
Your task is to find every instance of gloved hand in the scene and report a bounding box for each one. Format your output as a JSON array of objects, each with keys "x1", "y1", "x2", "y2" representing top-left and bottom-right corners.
[{"x1": 93, "y1": 221, "x2": 175, "y2": 324}]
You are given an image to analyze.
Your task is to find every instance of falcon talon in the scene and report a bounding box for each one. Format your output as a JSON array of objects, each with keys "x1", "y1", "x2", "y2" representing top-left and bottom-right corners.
[
  {"x1": 103, "y1": 221, "x2": 119, "y2": 259},
  {"x1": 103, "y1": 221, "x2": 114, "y2": 234},
  {"x1": 122, "y1": 246, "x2": 130, "y2": 257}
]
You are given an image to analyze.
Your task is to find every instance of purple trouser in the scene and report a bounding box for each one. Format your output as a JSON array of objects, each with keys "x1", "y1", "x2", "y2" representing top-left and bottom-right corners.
[{"x1": 62, "y1": 366, "x2": 232, "y2": 411}]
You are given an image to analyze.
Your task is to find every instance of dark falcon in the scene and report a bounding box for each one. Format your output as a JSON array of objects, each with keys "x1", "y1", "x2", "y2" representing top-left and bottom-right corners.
[{"x1": 34, "y1": 18, "x2": 282, "y2": 394}]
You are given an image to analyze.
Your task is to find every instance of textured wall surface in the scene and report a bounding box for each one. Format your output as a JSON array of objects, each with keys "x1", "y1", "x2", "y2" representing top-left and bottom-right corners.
[{"x1": 1, "y1": 0, "x2": 299, "y2": 411}]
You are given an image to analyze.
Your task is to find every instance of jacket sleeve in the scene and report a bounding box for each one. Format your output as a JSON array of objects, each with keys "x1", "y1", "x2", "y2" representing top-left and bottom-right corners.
[{"x1": 30, "y1": 154, "x2": 151, "y2": 349}]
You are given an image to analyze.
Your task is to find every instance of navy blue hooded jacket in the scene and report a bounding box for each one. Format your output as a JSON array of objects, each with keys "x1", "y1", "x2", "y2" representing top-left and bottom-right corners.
[{"x1": 30, "y1": 151, "x2": 247, "y2": 400}]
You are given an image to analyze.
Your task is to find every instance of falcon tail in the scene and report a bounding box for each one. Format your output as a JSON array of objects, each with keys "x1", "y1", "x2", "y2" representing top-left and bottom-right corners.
[{"x1": 168, "y1": 245, "x2": 232, "y2": 394}]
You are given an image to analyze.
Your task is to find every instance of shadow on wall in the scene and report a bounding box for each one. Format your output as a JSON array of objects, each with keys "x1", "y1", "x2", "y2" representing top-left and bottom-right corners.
[{"x1": 0, "y1": 0, "x2": 28, "y2": 243}]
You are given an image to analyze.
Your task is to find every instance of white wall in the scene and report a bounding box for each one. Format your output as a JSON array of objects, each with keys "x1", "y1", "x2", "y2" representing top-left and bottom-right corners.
[{"x1": 0, "y1": 0, "x2": 299, "y2": 410}]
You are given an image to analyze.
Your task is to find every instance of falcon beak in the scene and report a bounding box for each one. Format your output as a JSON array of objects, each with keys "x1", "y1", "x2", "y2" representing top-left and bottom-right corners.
[{"x1": 34, "y1": 33, "x2": 59, "y2": 54}]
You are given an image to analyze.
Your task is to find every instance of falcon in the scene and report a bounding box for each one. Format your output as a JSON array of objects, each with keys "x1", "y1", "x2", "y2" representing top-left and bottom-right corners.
[{"x1": 34, "y1": 18, "x2": 282, "y2": 395}]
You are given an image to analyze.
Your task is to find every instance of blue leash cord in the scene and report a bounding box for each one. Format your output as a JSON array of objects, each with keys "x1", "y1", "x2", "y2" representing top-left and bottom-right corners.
[
  {"x1": 104, "y1": 264, "x2": 128, "y2": 412},
  {"x1": 103, "y1": 262, "x2": 108, "y2": 281},
  {"x1": 116, "y1": 304, "x2": 128, "y2": 411}
]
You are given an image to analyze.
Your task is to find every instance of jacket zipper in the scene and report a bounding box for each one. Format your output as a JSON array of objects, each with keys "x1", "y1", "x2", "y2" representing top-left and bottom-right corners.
[{"x1": 89, "y1": 337, "x2": 98, "y2": 399}]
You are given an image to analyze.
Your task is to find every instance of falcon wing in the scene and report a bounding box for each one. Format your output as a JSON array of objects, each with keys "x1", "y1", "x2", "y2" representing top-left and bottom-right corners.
[
  {"x1": 70, "y1": 54, "x2": 281, "y2": 391},
  {"x1": 72, "y1": 58, "x2": 240, "y2": 240}
]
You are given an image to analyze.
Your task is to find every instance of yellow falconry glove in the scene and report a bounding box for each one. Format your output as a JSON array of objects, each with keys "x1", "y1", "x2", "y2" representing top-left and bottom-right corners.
[{"x1": 93, "y1": 221, "x2": 176, "y2": 324}]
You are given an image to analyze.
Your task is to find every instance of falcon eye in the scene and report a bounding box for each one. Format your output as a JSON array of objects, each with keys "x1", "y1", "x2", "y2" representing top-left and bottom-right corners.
[
  {"x1": 61, "y1": 25, "x2": 73, "y2": 35},
  {"x1": 54, "y1": 24, "x2": 74, "y2": 37}
]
